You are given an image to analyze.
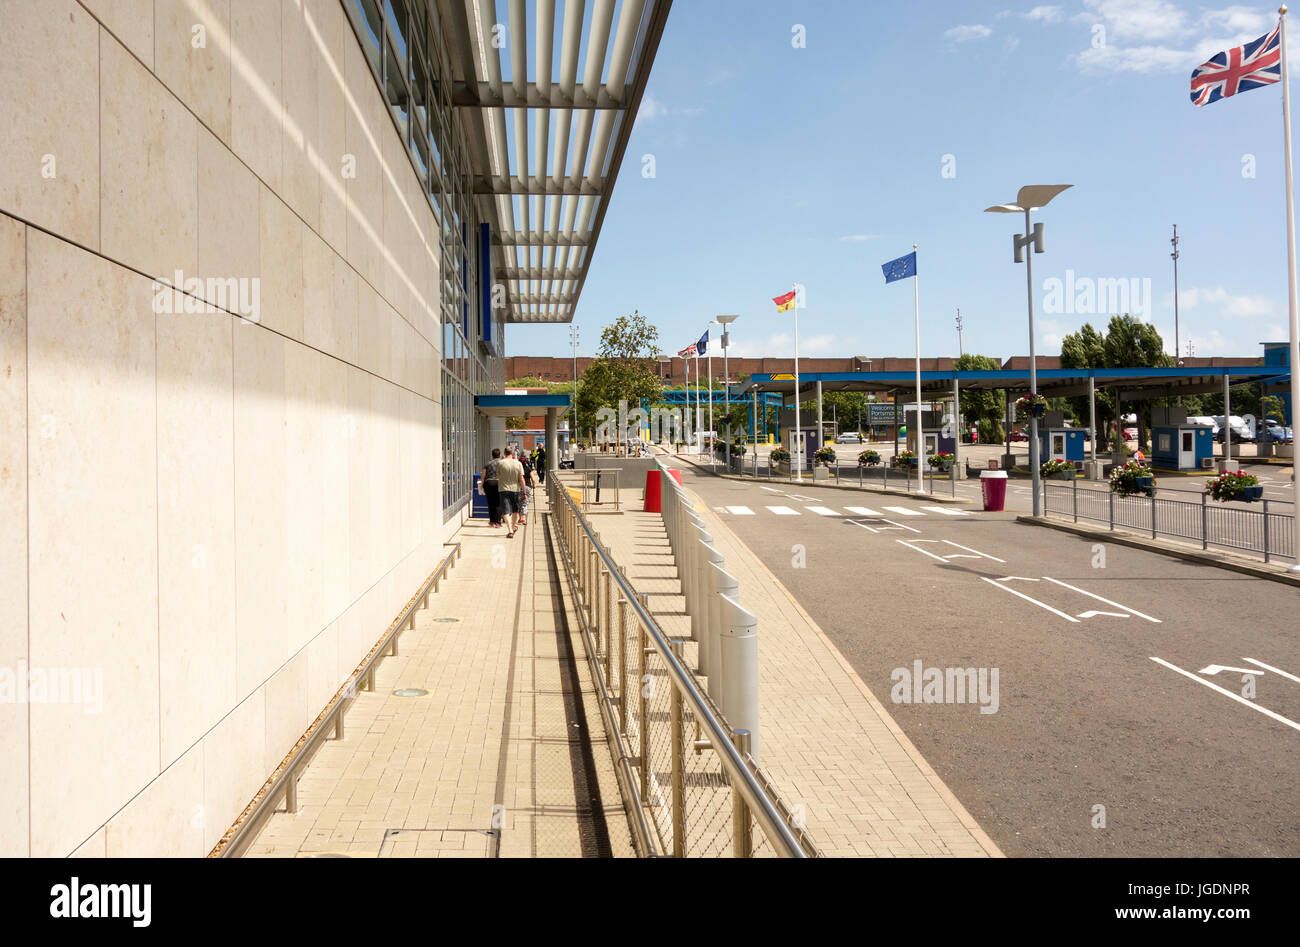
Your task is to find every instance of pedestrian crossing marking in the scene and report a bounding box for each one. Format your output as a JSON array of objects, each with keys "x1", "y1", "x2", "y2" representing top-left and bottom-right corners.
[
  {"x1": 766, "y1": 506, "x2": 800, "y2": 515},
  {"x1": 845, "y1": 506, "x2": 884, "y2": 517},
  {"x1": 922, "y1": 506, "x2": 971, "y2": 516},
  {"x1": 726, "y1": 506, "x2": 755, "y2": 515},
  {"x1": 806, "y1": 506, "x2": 840, "y2": 516},
  {"x1": 882, "y1": 506, "x2": 924, "y2": 516}
]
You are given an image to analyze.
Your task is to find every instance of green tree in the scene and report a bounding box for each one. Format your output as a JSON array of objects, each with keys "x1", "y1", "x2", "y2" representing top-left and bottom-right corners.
[
  {"x1": 954, "y1": 353, "x2": 1006, "y2": 443},
  {"x1": 1060, "y1": 314, "x2": 1171, "y2": 449}
]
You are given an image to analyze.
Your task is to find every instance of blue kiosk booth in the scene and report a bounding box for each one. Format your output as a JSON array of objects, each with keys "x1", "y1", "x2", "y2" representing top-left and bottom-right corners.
[
  {"x1": 1152, "y1": 424, "x2": 1214, "y2": 470},
  {"x1": 1038, "y1": 426, "x2": 1087, "y2": 466}
]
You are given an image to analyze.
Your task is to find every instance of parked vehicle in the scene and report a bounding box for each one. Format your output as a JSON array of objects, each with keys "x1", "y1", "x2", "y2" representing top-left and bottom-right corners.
[
  {"x1": 1123, "y1": 426, "x2": 1138, "y2": 440},
  {"x1": 1263, "y1": 424, "x2": 1293, "y2": 444},
  {"x1": 1211, "y1": 415, "x2": 1255, "y2": 443},
  {"x1": 1009, "y1": 429, "x2": 1029, "y2": 442},
  {"x1": 1186, "y1": 415, "x2": 1220, "y2": 434},
  {"x1": 836, "y1": 432, "x2": 863, "y2": 444}
]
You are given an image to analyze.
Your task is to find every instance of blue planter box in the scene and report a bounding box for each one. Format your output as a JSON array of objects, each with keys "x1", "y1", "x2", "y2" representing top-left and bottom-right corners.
[
  {"x1": 1136, "y1": 476, "x2": 1153, "y2": 490},
  {"x1": 1240, "y1": 485, "x2": 1263, "y2": 502}
]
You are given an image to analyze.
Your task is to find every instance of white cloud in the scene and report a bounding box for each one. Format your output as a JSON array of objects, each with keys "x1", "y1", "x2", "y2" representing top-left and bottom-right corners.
[
  {"x1": 1175, "y1": 285, "x2": 1276, "y2": 318},
  {"x1": 945, "y1": 24, "x2": 993, "y2": 42},
  {"x1": 1073, "y1": 3, "x2": 1289, "y2": 75},
  {"x1": 1083, "y1": 0, "x2": 1187, "y2": 43},
  {"x1": 1025, "y1": 6, "x2": 1065, "y2": 24},
  {"x1": 636, "y1": 93, "x2": 702, "y2": 122},
  {"x1": 1004, "y1": 36, "x2": 1022, "y2": 54}
]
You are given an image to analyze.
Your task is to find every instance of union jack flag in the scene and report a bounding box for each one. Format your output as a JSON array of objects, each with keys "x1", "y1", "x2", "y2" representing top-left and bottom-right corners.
[
  {"x1": 677, "y1": 343, "x2": 696, "y2": 358},
  {"x1": 1190, "y1": 24, "x2": 1280, "y2": 107}
]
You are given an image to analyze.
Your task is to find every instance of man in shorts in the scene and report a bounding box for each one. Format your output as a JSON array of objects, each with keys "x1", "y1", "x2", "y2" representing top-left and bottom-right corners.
[{"x1": 496, "y1": 446, "x2": 528, "y2": 538}]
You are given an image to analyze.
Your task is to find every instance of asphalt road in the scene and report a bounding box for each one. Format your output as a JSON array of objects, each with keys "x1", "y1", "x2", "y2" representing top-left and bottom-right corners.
[{"x1": 677, "y1": 464, "x2": 1300, "y2": 858}]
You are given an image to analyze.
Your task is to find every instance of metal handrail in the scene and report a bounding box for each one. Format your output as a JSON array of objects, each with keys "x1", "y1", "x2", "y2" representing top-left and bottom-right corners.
[
  {"x1": 550, "y1": 474, "x2": 811, "y2": 857},
  {"x1": 214, "y1": 541, "x2": 462, "y2": 857}
]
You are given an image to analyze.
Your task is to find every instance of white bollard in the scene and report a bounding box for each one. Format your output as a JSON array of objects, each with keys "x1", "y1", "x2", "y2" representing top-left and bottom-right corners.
[
  {"x1": 718, "y1": 593, "x2": 760, "y2": 764},
  {"x1": 706, "y1": 562, "x2": 737, "y2": 696},
  {"x1": 696, "y1": 542, "x2": 723, "y2": 673},
  {"x1": 687, "y1": 520, "x2": 709, "y2": 624}
]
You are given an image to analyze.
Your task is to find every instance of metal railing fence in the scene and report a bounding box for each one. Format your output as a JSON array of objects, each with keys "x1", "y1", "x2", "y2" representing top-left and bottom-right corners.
[
  {"x1": 1043, "y1": 479, "x2": 1295, "y2": 564},
  {"x1": 547, "y1": 471, "x2": 816, "y2": 857}
]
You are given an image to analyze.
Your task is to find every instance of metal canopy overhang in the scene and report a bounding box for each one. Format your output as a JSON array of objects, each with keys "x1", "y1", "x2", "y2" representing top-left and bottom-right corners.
[
  {"x1": 475, "y1": 393, "x2": 572, "y2": 417},
  {"x1": 443, "y1": 0, "x2": 672, "y2": 326},
  {"x1": 742, "y1": 367, "x2": 1293, "y2": 406}
]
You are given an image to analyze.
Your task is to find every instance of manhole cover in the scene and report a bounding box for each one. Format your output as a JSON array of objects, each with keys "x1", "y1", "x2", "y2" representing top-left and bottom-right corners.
[
  {"x1": 434, "y1": 617, "x2": 460, "y2": 623},
  {"x1": 393, "y1": 688, "x2": 430, "y2": 697}
]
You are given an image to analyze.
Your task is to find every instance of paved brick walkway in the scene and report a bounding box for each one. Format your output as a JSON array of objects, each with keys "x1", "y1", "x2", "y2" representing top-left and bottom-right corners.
[
  {"x1": 595, "y1": 468, "x2": 1003, "y2": 858},
  {"x1": 245, "y1": 493, "x2": 633, "y2": 858}
]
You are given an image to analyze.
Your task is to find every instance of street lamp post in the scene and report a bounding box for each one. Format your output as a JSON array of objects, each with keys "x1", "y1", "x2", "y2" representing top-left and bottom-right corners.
[
  {"x1": 986, "y1": 184, "x2": 1073, "y2": 518},
  {"x1": 569, "y1": 323, "x2": 579, "y2": 456}
]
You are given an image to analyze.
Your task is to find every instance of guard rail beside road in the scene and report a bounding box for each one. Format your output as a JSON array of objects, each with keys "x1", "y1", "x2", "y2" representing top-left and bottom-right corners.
[{"x1": 547, "y1": 471, "x2": 816, "y2": 858}]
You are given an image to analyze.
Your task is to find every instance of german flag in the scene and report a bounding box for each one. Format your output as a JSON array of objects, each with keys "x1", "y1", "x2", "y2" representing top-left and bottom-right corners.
[{"x1": 772, "y1": 289, "x2": 796, "y2": 312}]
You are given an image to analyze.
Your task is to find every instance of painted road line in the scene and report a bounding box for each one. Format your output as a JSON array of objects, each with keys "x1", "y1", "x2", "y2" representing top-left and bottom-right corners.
[
  {"x1": 897, "y1": 539, "x2": 1004, "y2": 562},
  {"x1": 922, "y1": 506, "x2": 971, "y2": 516},
  {"x1": 725, "y1": 506, "x2": 755, "y2": 515},
  {"x1": 896, "y1": 540, "x2": 951, "y2": 562},
  {"x1": 766, "y1": 506, "x2": 800, "y2": 516},
  {"x1": 845, "y1": 506, "x2": 885, "y2": 517},
  {"x1": 980, "y1": 577, "x2": 1080, "y2": 623},
  {"x1": 760, "y1": 485, "x2": 784, "y2": 493},
  {"x1": 806, "y1": 506, "x2": 841, "y2": 516},
  {"x1": 1040, "y1": 577, "x2": 1161, "y2": 623},
  {"x1": 1150, "y1": 657, "x2": 1300, "y2": 733},
  {"x1": 881, "y1": 519, "x2": 922, "y2": 534},
  {"x1": 1243, "y1": 657, "x2": 1300, "y2": 684},
  {"x1": 882, "y1": 506, "x2": 924, "y2": 516},
  {"x1": 941, "y1": 540, "x2": 1006, "y2": 563}
]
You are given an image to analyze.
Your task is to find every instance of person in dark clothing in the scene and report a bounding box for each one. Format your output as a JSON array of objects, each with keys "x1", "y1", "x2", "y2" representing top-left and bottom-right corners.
[
  {"x1": 517, "y1": 447, "x2": 536, "y2": 524},
  {"x1": 534, "y1": 444, "x2": 547, "y2": 484},
  {"x1": 481, "y1": 448, "x2": 503, "y2": 527}
]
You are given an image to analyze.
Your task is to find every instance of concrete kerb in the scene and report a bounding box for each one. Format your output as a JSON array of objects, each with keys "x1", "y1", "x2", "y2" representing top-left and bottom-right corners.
[
  {"x1": 685, "y1": 480, "x2": 1006, "y2": 859},
  {"x1": 1017, "y1": 515, "x2": 1300, "y2": 589},
  {"x1": 666, "y1": 452, "x2": 973, "y2": 505}
]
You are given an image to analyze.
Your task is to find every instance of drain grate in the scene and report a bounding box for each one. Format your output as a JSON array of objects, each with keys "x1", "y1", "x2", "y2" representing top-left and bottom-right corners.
[
  {"x1": 433, "y1": 617, "x2": 460, "y2": 623},
  {"x1": 392, "y1": 688, "x2": 430, "y2": 697},
  {"x1": 379, "y1": 828, "x2": 499, "y2": 858}
]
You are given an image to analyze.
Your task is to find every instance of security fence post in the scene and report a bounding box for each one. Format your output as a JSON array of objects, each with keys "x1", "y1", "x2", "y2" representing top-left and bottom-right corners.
[
  {"x1": 731, "y1": 729, "x2": 753, "y2": 858},
  {"x1": 670, "y1": 639, "x2": 685, "y2": 857}
]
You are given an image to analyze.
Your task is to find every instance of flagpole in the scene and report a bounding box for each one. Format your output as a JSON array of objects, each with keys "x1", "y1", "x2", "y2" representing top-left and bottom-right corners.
[
  {"x1": 695, "y1": 349, "x2": 702, "y2": 454},
  {"x1": 913, "y1": 244, "x2": 925, "y2": 494},
  {"x1": 1280, "y1": 4, "x2": 1300, "y2": 571},
  {"x1": 793, "y1": 281, "x2": 802, "y2": 482},
  {"x1": 684, "y1": 352, "x2": 691, "y2": 454}
]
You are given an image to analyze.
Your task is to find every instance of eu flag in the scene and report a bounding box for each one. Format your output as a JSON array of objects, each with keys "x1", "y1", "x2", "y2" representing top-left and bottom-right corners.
[
  {"x1": 697, "y1": 329, "x2": 709, "y2": 355},
  {"x1": 882, "y1": 252, "x2": 917, "y2": 284}
]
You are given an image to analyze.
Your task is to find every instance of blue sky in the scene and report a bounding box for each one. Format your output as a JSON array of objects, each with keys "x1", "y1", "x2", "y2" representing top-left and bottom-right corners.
[{"x1": 506, "y1": 0, "x2": 1297, "y2": 364}]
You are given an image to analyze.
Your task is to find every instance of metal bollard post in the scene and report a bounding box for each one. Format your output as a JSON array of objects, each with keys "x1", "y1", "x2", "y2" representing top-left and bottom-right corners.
[
  {"x1": 1072, "y1": 474, "x2": 1078, "y2": 522},
  {"x1": 706, "y1": 560, "x2": 736, "y2": 697},
  {"x1": 730, "y1": 729, "x2": 753, "y2": 858},
  {"x1": 670, "y1": 640, "x2": 685, "y2": 858},
  {"x1": 696, "y1": 539, "x2": 724, "y2": 676},
  {"x1": 1263, "y1": 499, "x2": 1270, "y2": 562},
  {"x1": 1201, "y1": 492, "x2": 1209, "y2": 550},
  {"x1": 285, "y1": 772, "x2": 299, "y2": 814},
  {"x1": 1150, "y1": 492, "x2": 1157, "y2": 539},
  {"x1": 1109, "y1": 490, "x2": 1115, "y2": 531},
  {"x1": 618, "y1": 589, "x2": 629, "y2": 731},
  {"x1": 588, "y1": 548, "x2": 598, "y2": 630},
  {"x1": 718, "y1": 594, "x2": 760, "y2": 762}
]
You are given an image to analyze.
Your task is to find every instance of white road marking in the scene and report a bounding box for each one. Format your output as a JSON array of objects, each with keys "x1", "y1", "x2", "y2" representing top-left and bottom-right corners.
[
  {"x1": 1040, "y1": 577, "x2": 1161, "y2": 623},
  {"x1": 726, "y1": 506, "x2": 754, "y2": 515},
  {"x1": 1078, "y1": 610, "x2": 1130, "y2": 619},
  {"x1": 897, "y1": 539, "x2": 1005, "y2": 562},
  {"x1": 921, "y1": 506, "x2": 971, "y2": 516},
  {"x1": 940, "y1": 541, "x2": 1005, "y2": 563},
  {"x1": 881, "y1": 519, "x2": 922, "y2": 534},
  {"x1": 766, "y1": 506, "x2": 800, "y2": 516},
  {"x1": 845, "y1": 506, "x2": 884, "y2": 516},
  {"x1": 788, "y1": 494, "x2": 816, "y2": 501},
  {"x1": 1199, "y1": 664, "x2": 1263, "y2": 677},
  {"x1": 897, "y1": 540, "x2": 950, "y2": 562},
  {"x1": 1150, "y1": 657, "x2": 1300, "y2": 733},
  {"x1": 760, "y1": 485, "x2": 784, "y2": 493},
  {"x1": 980, "y1": 577, "x2": 1080, "y2": 622},
  {"x1": 882, "y1": 506, "x2": 924, "y2": 516},
  {"x1": 806, "y1": 506, "x2": 840, "y2": 516},
  {"x1": 1243, "y1": 658, "x2": 1300, "y2": 684}
]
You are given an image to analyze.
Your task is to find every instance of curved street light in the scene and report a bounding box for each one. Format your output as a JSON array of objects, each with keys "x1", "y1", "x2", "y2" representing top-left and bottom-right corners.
[{"x1": 985, "y1": 184, "x2": 1073, "y2": 517}]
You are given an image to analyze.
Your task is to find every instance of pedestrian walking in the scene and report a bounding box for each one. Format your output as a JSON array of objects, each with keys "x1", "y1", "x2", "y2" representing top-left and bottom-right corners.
[
  {"x1": 496, "y1": 447, "x2": 527, "y2": 538},
  {"x1": 517, "y1": 449, "x2": 536, "y2": 524},
  {"x1": 535, "y1": 443, "x2": 547, "y2": 484},
  {"x1": 481, "y1": 448, "x2": 503, "y2": 528}
]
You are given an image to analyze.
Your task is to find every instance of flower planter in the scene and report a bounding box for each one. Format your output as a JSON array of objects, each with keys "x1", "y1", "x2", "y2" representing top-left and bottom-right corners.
[
  {"x1": 1030, "y1": 403, "x2": 1045, "y2": 418},
  {"x1": 812, "y1": 466, "x2": 830, "y2": 481},
  {"x1": 1240, "y1": 485, "x2": 1263, "y2": 502},
  {"x1": 1135, "y1": 475, "x2": 1153, "y2": 490},
  {"x1": 773, "y1": 461, "x2": 791, "y2": 476},
  {"x1": 1049, "y1": 470, "x2": 1073, "y2": 480}
]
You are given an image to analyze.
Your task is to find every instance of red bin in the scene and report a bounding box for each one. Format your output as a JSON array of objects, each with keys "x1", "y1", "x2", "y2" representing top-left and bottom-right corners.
[
  {"x1": 979, "y1": 470, "x2": 1007, "y2": 512},
  {"x1": 643, "y1": 468, "x2": 683, "y2": 512}
]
